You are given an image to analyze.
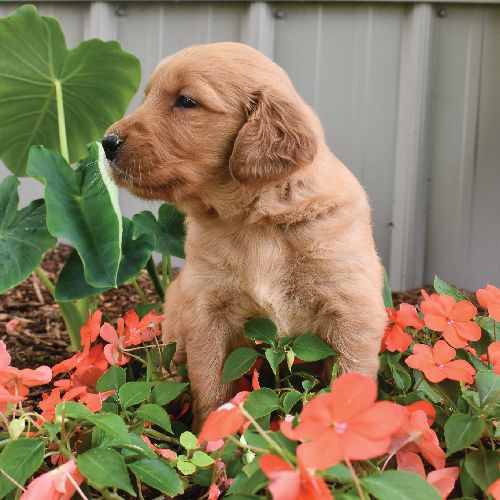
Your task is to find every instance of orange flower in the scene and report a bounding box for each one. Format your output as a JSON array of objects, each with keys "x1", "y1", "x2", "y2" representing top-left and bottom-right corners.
[
  {"x1": 393, "y1": 408, "x2": 445, "y2": 469},
  {"x1": 420, "y1": 291, "x2": 480, "y2": 348},
  {"x1": 397, "y1": 452, "x2": 458, "y2": 499},
  {"x1": 260, "y1": 454, "x2": 333, "y2": 500},
  {"x1": 124, "y1": 310, "x2": 165, "y2": 344},
  {"x1": 280, "y1": 372, "x2": 405, "y2": 470},
  {"x1": 406, "y1": 401, "x2": 436, "y2": 426},
  {"x1": 0, "y1": 340, "x2": 11, "y2": 369},
  {"x1": 80, "y1": 310, "x2": 102, "y2": 354},
  {"x1": 406, "y1": 341, "x2": 476, "y2": 384},
  {"x1": 488, "y1": 341, "x2": 500, "y2": 375},
  {"x1": 141, "y1": 435, "x2": 177, "y2": 460},
  {"x1": 100, "y1": 319, "x2": 130, "y2": 366},
  {"x1": 0, "y1": 365, "x2": 52, "y2": 398},
  {"x1": 198, "y1": 391, "x2": 249, "y2": 443},
  {"x1": 488, "y1": 469, "x2": 500, "y2": 500},
  {"x1": 21, "y1": 460, "x2": 84, "y2": 500},
  {"x1": 382, "y1": 304, "x2": 424, "y2": 353},
  {"x1": 476, "y1": 284, "x2": 500, "y2": 322},
  {"x1": 427, "y1": 467, "x2": 459, "y2": 499}
]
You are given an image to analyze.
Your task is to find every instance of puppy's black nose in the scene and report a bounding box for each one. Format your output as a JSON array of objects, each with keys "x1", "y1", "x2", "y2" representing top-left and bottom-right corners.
[{"x1": 101, "y1": 133, "x2": 123, "y2": 162}]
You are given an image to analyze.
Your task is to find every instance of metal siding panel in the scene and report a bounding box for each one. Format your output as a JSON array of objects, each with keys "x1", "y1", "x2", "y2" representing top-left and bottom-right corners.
[
  {"x1": 274, "y1": 3, "x2": 403, "y2": 268},
  {"x1": 424, "y1": 6, "x2": 485, "y2": 288}
]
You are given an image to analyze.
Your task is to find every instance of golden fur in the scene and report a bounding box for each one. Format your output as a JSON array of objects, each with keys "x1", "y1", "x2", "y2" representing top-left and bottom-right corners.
[{"x1": 106, "y1": 42, "x2": 386, "y2": 429}]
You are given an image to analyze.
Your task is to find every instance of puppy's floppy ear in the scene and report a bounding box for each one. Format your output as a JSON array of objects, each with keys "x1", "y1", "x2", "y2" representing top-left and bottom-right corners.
[{"x1": 229, "y1": 91, "x2": 317, "y2": 184}]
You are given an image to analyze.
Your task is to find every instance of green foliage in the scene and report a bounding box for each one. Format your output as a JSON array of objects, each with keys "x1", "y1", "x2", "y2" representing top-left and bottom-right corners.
[
  {"x1": 361, "y1": 471, "x2": 441, "y2": 500},
  {"x1": 136, "y1": 404, "x2": 173, "y2": 433},
  {"x1": 129, "y1": 458, "x2": 183, "y2": 496},
  {"x1": 0, "y1": 176, "x2": 56, "y2": 293},
  {"x1": 464, "y1": 448, "x2": 500, "y2": 490},
  {"x1": 78, "y1": 448, "x2": 136, "y2": 495},
  {"x1": 244, "y1": 388, "x2": 282, "y2": 419},
  {"x1": 28, "y1": 144, "x2": 122, "y2": 288},
  {"x1": 0, "y1": 439, "x2": 45, "y2": 497},
  {"x1": 244, "y1": 318, "x2": 278, "y2": 344},
  {"x1": 444, "y1": 414, "x2": 484, "y2": 455},
  {"x1": 133, "y1": 203, "x2": 186, "y2": 258},
  {"x1": 119, "y1": 382, "x2": 153, "y2": 408},
  {"x1": 55, "y1": 217, "x2": 155, "y2": 300},
  {"x1": 433, "y1": 275, "x2": 470, "y2": 302},
  {"x1": 0, "y1": 5, "x2": 140, "y2": 175},
  {"x1": 222, "y1": 347, "x2": 260, "y2": 384},
  {"x1": 290, "y1": 334, "x2": 335, "y2": 361}
]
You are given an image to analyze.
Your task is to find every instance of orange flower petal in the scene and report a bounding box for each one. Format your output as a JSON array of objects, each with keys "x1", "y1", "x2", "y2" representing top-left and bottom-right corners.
[
  {"x1": 432, "y1": 340, "x2": 456, "y2": 364},
  {"x1": 450, "y1": 301, "x2": 477, "y2": 322},
  {"x1": 296, "y1": 429, "x2": 342, "y2": 470}
]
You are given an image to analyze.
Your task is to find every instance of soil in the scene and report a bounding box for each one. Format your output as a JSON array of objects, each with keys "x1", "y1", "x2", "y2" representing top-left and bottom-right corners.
[{"x1": 0, "y1": 245, "x2": 476, "y2": 373}]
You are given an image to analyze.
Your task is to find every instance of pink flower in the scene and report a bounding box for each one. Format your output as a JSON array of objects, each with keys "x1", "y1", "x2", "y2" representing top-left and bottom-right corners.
[
  {"x1": 0, "y1": 340, "x2": 11, "y2": 369},
  {"x1": 100, "y1": 319, "x2": 130, "y2": 366},
  {"x1": 21, "y1": 460, "x2": 84, "y2": 500}
]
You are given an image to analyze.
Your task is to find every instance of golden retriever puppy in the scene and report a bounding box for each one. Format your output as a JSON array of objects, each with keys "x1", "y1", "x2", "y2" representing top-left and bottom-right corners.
[{"x1": 103, "y1": 42, "x2": 386, "y2": 429}]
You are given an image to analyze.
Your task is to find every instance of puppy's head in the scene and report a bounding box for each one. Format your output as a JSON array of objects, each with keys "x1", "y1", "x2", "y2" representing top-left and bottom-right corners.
[{"x1": 104, "y1": 43, "x2": 317, "y2": 208}]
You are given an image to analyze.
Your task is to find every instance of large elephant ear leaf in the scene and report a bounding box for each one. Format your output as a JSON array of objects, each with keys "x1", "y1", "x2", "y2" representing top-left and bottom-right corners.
[
  {"x1": 0, "y1": 4, "x2": 141, "y2": 176},
  {"x1": 0, "y1": 176, "x2": 56, "y2": 293},
  {"x1": 133, "y1": 203, "x2": 186, "y2": 259},
  {"x1": 55, "y1": 218, "x2": 156, "y2": 301},
  {"x1": 27, "y1": 143, "x2": 122, "y2": 289}
]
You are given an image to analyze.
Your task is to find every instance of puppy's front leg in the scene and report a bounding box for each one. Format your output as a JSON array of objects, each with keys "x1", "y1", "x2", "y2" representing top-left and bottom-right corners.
[
  {"x1": 162, "y1": 279, "x2": 188, "y2": 364},
  {"x1": 187, "y1": 310, "x2": 243, "y2": 432},
  {"x1": 321, "y1": 300, "x2": 387, "y2": 381}
]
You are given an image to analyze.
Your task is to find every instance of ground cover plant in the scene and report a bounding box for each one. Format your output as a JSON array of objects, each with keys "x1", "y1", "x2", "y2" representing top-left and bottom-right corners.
[
  {"x1": 0, "y1": 277, "x2": 498, "y2": 499},
  {"x1": 0, "y1": 4, "x2": 499, "y2": 500}
]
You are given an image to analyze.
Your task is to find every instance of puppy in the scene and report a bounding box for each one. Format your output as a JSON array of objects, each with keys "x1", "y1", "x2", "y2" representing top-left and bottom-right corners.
[{"x1": 104, "y1": 42, "x2": 386, "y2": 429}]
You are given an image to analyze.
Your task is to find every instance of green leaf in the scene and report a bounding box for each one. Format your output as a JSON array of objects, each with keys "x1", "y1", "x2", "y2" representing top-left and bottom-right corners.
[
  {"x1": 433, "y1": 275, "x2": 470, "y2": 302},
  {"x1": 444, "y1": 414, "x2": 484, "y2": 455},
  {"x1": 460, "y1": 459, "x2": 479, "y2": 498},
  {"x1": 383, "y1": 268, "x2": 394, "y2": 308},
  {"x1": 244, "y1": 318, "x2": 278, "y2": 344},
  {"x1": 78, "y1": 448, "x2": 135, "y2": 496},
  {"x1": 191, "y1": 451, "x2": 215, "y2": 468},
  {"x1": 291, "y1": 334, "x2": 335, "y2": 362},
  {"x1": 56, "y1": 401, "x2": 93, "y2": 420},
  {"x1": 27, "y1": 144, "x2": 122, "y2": 288},
  {"x1": 0, "y1": 5, "x2": 140, "y2": 176},
  {"x1": 476, "y1": 370, "x2": 500, "y2": 407},
  {"x1": 132, "y1": 203, "x2": 186, "y2": 258},
  {"x1": 87, "y1": 413, "x2": 130, "y2": 443},
  {"x1": 96, "y1": 365, "x2": 126, "y2": 393},
  {"x1": 55, "y1": 217, "x2": 155, "y2": 300},
  {"x1": 177, "y1": 455, "x2": 197, "y2": 475},
  {"x1": 324, "y1": 463, "x2": 352, "y2": 483},
  {"x1": 136, "y1": 404, "x2": 172, "y2": 433},
  {"x1": 243, "y1": 388, "x2": 281, "y2": 419},
  {"x1": 180, "y1": 431, "x2": 198, "y2": 450},
  {"x1": 0, "y1": 439, "x2": 45, "y2": 497},
  {"x1": 222, "y1": 348, "x2": 260, "y2": 384},
  {"x1": 150, "y1": 381, "x2": 188, "y2": 406},
  {"x1": 119, "y1": 382, "x2": 153, "y2": 408},
  {"x1": 265, "y1": 348, "x2": 286, "y2": 375},
  {"x1": 464, "y1": 448, "x2": 500, "y2": 490},
  {"x1": 361, "y1": 471, "x2": 440, "y2": 500},
  {"x1": 283, "y1": 390, "x2": 303, "y2": 414},
  {"x1": 162, "y1": 342, "x2": 177, "y2": 371},
  {"x1": 129, "y1": 458, "x2": 183, "y2": 496},
  {"x1": 387, "y1": 353, "x2": 412, "y2": 392},
  {"x1": 0, "y1": 176, "x2": 56, "y2": 293}
]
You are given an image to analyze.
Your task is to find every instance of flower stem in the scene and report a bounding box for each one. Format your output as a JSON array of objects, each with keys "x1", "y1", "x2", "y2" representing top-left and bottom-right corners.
[{"x1": 345, "y1": 457, "x2": 366, "y2": 500}]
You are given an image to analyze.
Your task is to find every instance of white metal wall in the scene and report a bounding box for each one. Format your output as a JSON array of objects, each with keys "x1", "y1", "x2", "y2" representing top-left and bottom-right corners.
[{"x1": 0, "y1": 2, "x2": 499, "y2": 291}]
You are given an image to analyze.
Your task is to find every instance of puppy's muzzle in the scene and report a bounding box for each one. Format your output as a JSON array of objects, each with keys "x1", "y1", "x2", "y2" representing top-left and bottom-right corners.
[{"x1": 101, "y1": 133, "x2": 123, "y2": 162}]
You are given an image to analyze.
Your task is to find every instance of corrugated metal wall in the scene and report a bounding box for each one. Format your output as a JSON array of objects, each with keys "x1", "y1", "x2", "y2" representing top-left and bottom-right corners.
[{"x1": 0, "y1": 1, "x2": 499, "y2": 291}]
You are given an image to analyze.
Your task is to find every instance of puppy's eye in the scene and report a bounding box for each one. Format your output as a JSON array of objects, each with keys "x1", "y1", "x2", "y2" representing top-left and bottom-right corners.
[{"x1": 174, "y1": 95, "x2": 197, "y2": 108}]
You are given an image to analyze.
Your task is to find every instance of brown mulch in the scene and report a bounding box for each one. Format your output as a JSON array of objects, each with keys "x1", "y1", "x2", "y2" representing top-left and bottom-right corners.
[
  {"x1": 0, "y1": 244, "x2": 158, "y2": 370},
  {"x1": 0, "y1": 245, "x2": 475, "y2": 371}
]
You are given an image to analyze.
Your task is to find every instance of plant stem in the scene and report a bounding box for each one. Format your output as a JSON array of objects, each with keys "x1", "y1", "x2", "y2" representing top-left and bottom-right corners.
[
  {"x1": 34, "y1": 267, "x2": 55, "y2": 297},
  {"x1": 146, "y1": 257, "x2": 164, "y2": 301},
  {"x1": 131, "y1": 278, "x2": 147, "y2": 304},
  {"x1": 35, "y1": 267, "x2": 84, "y2": 350},
  {"x1": 345, "y1": 458, "x2": 366, "y2": 500},
  {"x1": 167, "y1": 254, "x2": 173, "y2": 283},
  {"x1": 161, "y1": 254, "x2": 168, "y2": 290},
  {"x1": 54, "y1": 79, "x2": 69, "y2": 162}
]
